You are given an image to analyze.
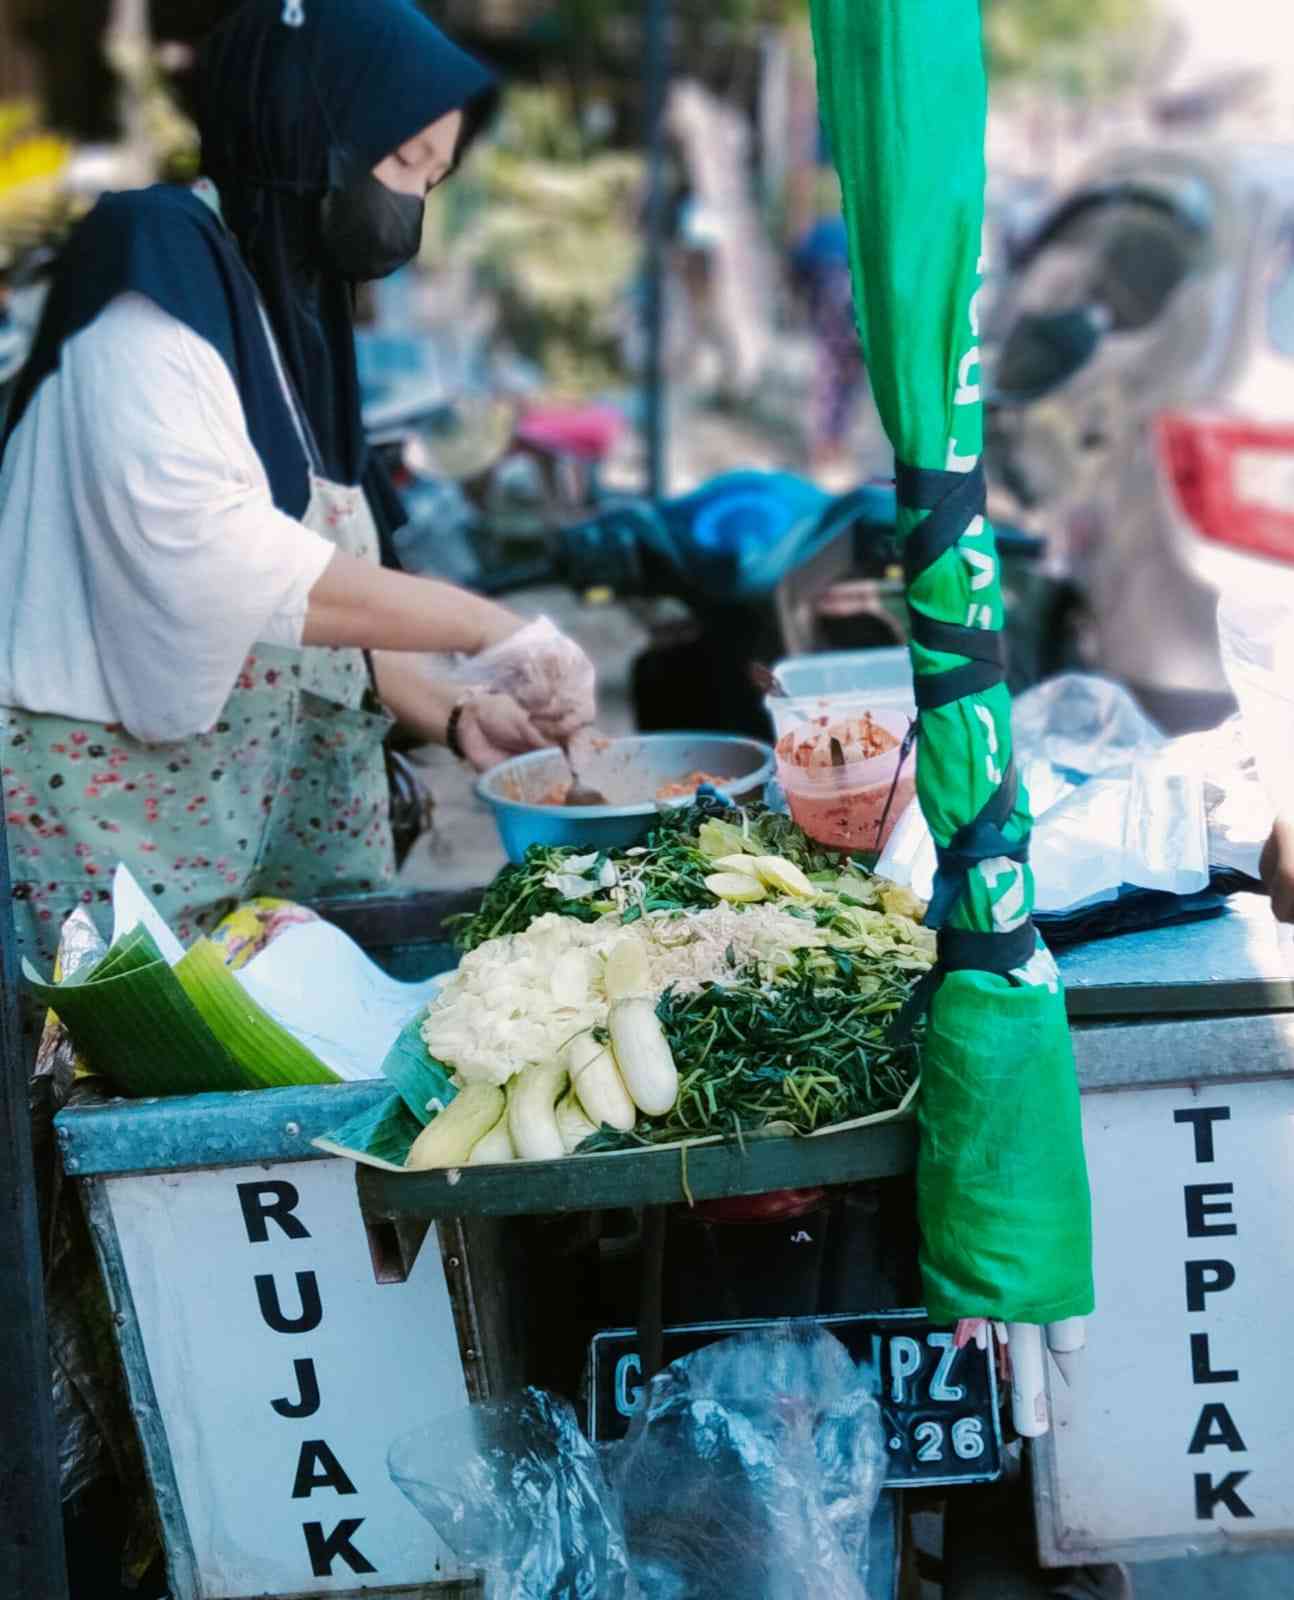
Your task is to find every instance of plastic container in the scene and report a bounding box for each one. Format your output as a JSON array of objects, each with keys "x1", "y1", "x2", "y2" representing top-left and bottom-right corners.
[
  {"x1": 766, "y1": 648, "x2": 915, "y2": 747},
  {"x1": 775, "y1": 708, "x2": 916, "y2": 854},
  {"x1": 477, "y1": 733, "x2": 775, "y2": 863}
]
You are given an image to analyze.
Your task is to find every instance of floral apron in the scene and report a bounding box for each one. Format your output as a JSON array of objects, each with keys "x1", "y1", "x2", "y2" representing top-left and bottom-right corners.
[{"x1": 3, "y1": 314, "x2": 395, "y2": 969}]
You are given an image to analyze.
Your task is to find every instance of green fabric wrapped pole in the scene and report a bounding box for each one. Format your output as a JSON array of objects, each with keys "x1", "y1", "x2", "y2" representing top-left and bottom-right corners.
[{"x1": 808, "y1": 0, "x2": 1093, "y2": 1323}]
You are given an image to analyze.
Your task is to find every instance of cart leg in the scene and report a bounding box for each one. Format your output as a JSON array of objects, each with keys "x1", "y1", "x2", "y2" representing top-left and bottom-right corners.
[{"x1": 639, "y1": 1205, "x2": 667, "y2": 1382}]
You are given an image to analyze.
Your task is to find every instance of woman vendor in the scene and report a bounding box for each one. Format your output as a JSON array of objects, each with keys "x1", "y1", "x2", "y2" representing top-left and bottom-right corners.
[{"x1": 0, "y1": 0, "x2": 595, "y2": 969}]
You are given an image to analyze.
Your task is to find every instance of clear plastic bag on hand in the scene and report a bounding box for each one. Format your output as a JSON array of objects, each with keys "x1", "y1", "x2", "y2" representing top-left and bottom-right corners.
[
  {"x1": 389, "y1": 1389, "x2": 634, "y2": 1600},
  {"x1": 608, "y1": 1326, "x2": 886, "y2": 1600},
  {"x1": 452, "y1": 616, "x2": 596, "y2": 740}
]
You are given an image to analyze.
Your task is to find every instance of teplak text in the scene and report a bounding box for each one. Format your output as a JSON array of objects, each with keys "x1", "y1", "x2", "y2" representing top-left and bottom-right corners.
[{"x1": 1175, "y1": 1105, "x2": 1253, "y2": 1523}]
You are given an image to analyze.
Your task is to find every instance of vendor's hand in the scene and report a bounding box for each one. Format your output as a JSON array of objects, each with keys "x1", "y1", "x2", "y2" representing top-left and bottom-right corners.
[
  {"x1": 371, "y1": 653, "x2": 549, "y2": 771},
  {"x1": 1260, "y1": 814, "x2": 1294, "y2": 923},
  {"x1": 456, "y1": 692, "x2": 550, "y2": 773},
  {"x1": 458, "y1": 617, "x2": 597, "y2": 742}
]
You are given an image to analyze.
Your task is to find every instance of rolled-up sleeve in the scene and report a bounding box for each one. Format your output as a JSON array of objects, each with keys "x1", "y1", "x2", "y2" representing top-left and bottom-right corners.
[{"x1": 59, "y1": 293, "x2": 335, "y2": 742}]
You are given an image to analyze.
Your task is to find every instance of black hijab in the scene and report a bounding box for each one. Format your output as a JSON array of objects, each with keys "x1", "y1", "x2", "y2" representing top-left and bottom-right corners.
[
  {"x1": 5, "y1": 0, "x2": 494, "y2": 553},
  {"x1": 195, "y1": 0, "x2": 495, "y2": 493}
]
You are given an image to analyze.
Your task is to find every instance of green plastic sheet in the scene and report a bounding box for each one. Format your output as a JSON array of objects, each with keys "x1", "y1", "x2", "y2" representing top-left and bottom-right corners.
[{"x1": 808, "y1": 0, "x2": 1093, "y2": 1322}]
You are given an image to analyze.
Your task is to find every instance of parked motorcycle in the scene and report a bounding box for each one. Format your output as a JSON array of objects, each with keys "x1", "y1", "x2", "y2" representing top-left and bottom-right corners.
[{"x1": 466, "y1": 470, "x2": 1055, "y2": 738}]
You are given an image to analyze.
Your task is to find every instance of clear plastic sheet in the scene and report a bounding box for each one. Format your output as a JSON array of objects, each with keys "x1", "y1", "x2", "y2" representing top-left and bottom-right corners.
[
  {"x1": 610, "y1": 1326, "x2": 886, "y2": 1600},
  {"x1": 1008, "y1": 673, "x2": 1165, "y2": 778},
  {"x1": 879, "y1": 674, "x2": 1229, "y2": 914},
  {"x1": 389, "y1": 1389, "x2": 635, "y2": 1600},
  {"x1": 1218, "y1": 591, "x2": 1294, "y2": 824},
  {"x1": 389, "y1": 1328, "x2": 886, "y2": 1600}
]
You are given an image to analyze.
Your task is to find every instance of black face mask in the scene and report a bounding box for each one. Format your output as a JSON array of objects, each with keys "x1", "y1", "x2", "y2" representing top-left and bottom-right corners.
[{"x1": 319, "y1": 168, "x2": 425, "y2": 282}]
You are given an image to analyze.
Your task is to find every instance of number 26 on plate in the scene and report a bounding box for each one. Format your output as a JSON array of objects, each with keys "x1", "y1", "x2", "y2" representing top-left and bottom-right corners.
[{"x1": 911, "y1": 1416, "x2": 987, "y2": 1463}]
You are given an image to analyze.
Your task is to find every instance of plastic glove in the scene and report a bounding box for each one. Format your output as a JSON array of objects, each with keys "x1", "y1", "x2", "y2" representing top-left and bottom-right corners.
[
  {"x1": 457, "y1": 692, "x2": 549, "y2": 773},
  {"x1": 454, "y1": 617, "x2": 596, "y2": 743}
]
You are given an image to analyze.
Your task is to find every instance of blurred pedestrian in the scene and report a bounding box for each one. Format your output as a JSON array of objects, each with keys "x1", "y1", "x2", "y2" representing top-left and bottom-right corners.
[{"x1": 792, "y1": 208, "x2": 867, "y2": 487}]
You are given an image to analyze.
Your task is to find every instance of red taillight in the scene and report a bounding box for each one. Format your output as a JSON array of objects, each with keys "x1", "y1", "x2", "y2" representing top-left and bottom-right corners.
[{"x1": 1157, "y1": 412, "x2": 1294, "y2": 563}]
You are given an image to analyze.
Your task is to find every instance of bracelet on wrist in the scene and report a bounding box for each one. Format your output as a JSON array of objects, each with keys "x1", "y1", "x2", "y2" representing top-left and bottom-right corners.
[{"x1": 446, "y1": 701, "x2": 469, "y2": 761}]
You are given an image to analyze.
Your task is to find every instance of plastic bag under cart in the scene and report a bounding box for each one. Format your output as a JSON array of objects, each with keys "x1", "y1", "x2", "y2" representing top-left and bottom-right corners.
[{"x1": 389, "y1": 1326, "x2": 887, "y2": 1599}]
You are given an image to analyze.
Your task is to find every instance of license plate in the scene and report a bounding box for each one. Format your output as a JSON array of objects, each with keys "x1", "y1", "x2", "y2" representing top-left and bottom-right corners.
[{"x1": 588, "y1": 1310, "x2": 1002, "y2": 1488}]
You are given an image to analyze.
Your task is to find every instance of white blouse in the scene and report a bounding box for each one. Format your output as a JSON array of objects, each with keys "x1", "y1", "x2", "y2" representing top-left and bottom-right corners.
[{"x1": 0, "y1": 291, "x2": 335, "y2": 743}]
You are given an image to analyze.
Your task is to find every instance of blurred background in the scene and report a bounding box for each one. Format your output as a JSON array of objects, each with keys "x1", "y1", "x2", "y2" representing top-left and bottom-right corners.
[{"x1": 2, "y1": 0, "x2": 1292, "y2": 895}]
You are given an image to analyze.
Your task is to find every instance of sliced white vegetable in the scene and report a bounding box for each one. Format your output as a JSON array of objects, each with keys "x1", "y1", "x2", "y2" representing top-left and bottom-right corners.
[
  {"x1": 556, "y1": 1093, "x2": 599, "y2": 1154},
  {"x1": 467, "y1": 1112, "x2": 516, "y2": 1166},
  {"x1": 712, "y1": 853, "x2": 763, "y2": 879},
  {"x1": 752, "y1": 855, "x2": 817, "y2": 899},
  {"x1": 705, "y1": 871, "x2": 767, "y2": 904},
  {"x1": 405, "y1": 1083, "x2": 505, "y2": 1171},
  {"x1": 608, "y1": 998, "x2": 679, "y2": 1116},
  {"x1": 565, "y1": 1030, "x2": 637, "y2": 1131},
  {"x1": 604, "y1": 938, "x2": 651, "y2": 1002},
  {"x1": 544, "y1": 871, "x2": 600, "y2": 900},
  {"x1": 550, "y1": 948, "x2": 593, "y2": 1006},
  {"x1": 508, "y1": 1059, "x2": 569, "y2": 1161}
]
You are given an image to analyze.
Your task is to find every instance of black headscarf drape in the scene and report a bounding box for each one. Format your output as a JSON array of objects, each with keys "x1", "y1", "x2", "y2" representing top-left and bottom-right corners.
[
  {"x1": 5, "y1": 0, "x2": 495, "y2": 560},
  {"x1": 196, "y1": 0, "x2": 495, "y2": 497}
]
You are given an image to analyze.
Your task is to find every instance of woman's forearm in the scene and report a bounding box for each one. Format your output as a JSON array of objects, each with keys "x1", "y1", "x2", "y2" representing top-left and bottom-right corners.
[
  {"x1": 303, "y1": 550, "x2": 520, "y2": 655},
  {"x1": 370, "y1": 651, "x2": 456, "y2": 745}
]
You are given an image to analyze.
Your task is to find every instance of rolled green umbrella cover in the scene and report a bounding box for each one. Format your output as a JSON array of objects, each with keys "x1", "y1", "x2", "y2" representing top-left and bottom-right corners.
[{"x1": 808, "y1": 0, "x2": 1093, "y2": 1322}]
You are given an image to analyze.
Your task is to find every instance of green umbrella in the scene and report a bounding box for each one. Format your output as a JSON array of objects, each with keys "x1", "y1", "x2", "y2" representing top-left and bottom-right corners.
[{"x1": 808, "y1": 0, "x2": 1093, "y2": 1324}]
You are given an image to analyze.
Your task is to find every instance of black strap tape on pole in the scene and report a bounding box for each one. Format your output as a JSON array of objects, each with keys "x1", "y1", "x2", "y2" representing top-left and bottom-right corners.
[{"x1": 892, "y1": 456, "x2": 1037, "y2": 1033}]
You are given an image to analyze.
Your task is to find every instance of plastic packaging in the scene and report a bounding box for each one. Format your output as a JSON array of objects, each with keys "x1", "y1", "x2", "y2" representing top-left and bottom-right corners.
[
  {"x1": 1218, "y1": 591, "x2": 1294, "y2": 822},
  {"x1": 878, "y1": 674, "x2": 1218, "y2": 914},
  {"x1": 776, "y1": 707, "x2": 915, "y2": 854},
  {"x1": 389, "y1": 1327, "x2": 886, "y2": 1600},
  {"x1": 389, "y1": 1389, "x2": 634, "y2": 1600},
  {"x1": 611, "y1": 1326, "x2": 886, "y2": 1599},
  {"x1": 452, "y1": 616, "x2": 597, "y2": 741},
  {"x1": 1007, "y1": 672, "x2": 1165, "y2": 778}
]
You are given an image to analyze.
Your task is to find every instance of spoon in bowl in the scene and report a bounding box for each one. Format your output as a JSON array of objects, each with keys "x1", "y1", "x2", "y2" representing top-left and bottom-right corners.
[{"x1": 561, "y1": 742, "x2": 607, "y2": 807}]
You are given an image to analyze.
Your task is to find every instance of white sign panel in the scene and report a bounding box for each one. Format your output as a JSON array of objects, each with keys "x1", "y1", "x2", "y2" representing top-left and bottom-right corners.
[
  {"x1": 1037, "y1": 1078, "x2": 1294, "y2": 1564},
  {"x1": 105, "y1": 1158, "x2": 471, "y2": 1597}
]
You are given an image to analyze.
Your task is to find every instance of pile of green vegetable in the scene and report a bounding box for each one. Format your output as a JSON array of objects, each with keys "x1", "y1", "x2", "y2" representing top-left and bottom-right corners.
[
  {"x1": 453, "y1": 804, "x2": 888, "y2": 951},
  {"x1": 414, "y1": 806, "x2": 930, "y2": 1163}
]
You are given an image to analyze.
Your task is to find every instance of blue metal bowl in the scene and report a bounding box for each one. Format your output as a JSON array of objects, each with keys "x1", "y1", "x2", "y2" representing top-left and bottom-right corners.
[{"x1": 477, "y1": 733, "x2": 775, "y2": 864}]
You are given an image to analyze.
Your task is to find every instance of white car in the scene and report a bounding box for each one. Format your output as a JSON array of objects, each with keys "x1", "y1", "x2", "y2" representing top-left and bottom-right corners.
[{"x1": 985, "y1": 145, "x2": 1294, "y2": 733}]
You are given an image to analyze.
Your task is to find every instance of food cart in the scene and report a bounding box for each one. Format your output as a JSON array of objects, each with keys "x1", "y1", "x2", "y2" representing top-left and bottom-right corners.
[
  {"x1": 3, "y1": 2, "x2": 1290, "y2": 1598},
  {"x1": 35, "y1": 887, "x2": 1294, "y2": 1599}
]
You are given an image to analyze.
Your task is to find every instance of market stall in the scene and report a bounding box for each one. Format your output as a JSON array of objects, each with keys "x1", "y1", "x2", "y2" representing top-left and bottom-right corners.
[
  {"x1": 4, "y1": 2, "x2": 1287, "y2": 1598},
  {"x1": 43, "y1": 884, "x2": 1294, "y2": 1597}
]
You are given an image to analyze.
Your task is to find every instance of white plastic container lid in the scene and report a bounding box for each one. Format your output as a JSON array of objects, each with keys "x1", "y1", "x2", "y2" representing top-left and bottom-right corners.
[{"x1": 766, "y1": 648, "x2": 916, "y2": 746}]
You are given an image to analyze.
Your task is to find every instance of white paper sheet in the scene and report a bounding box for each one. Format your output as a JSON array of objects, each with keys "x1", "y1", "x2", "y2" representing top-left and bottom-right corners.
[
  {"x1": 234, "y1": 921, "x2": 448, "y2": 1081},
  {"x1": 111, "y1": 864, "x2": 187, "y2": 965},
  {"x1": 109, "y1": 864, "x2": 449, "y2": 1080}
]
